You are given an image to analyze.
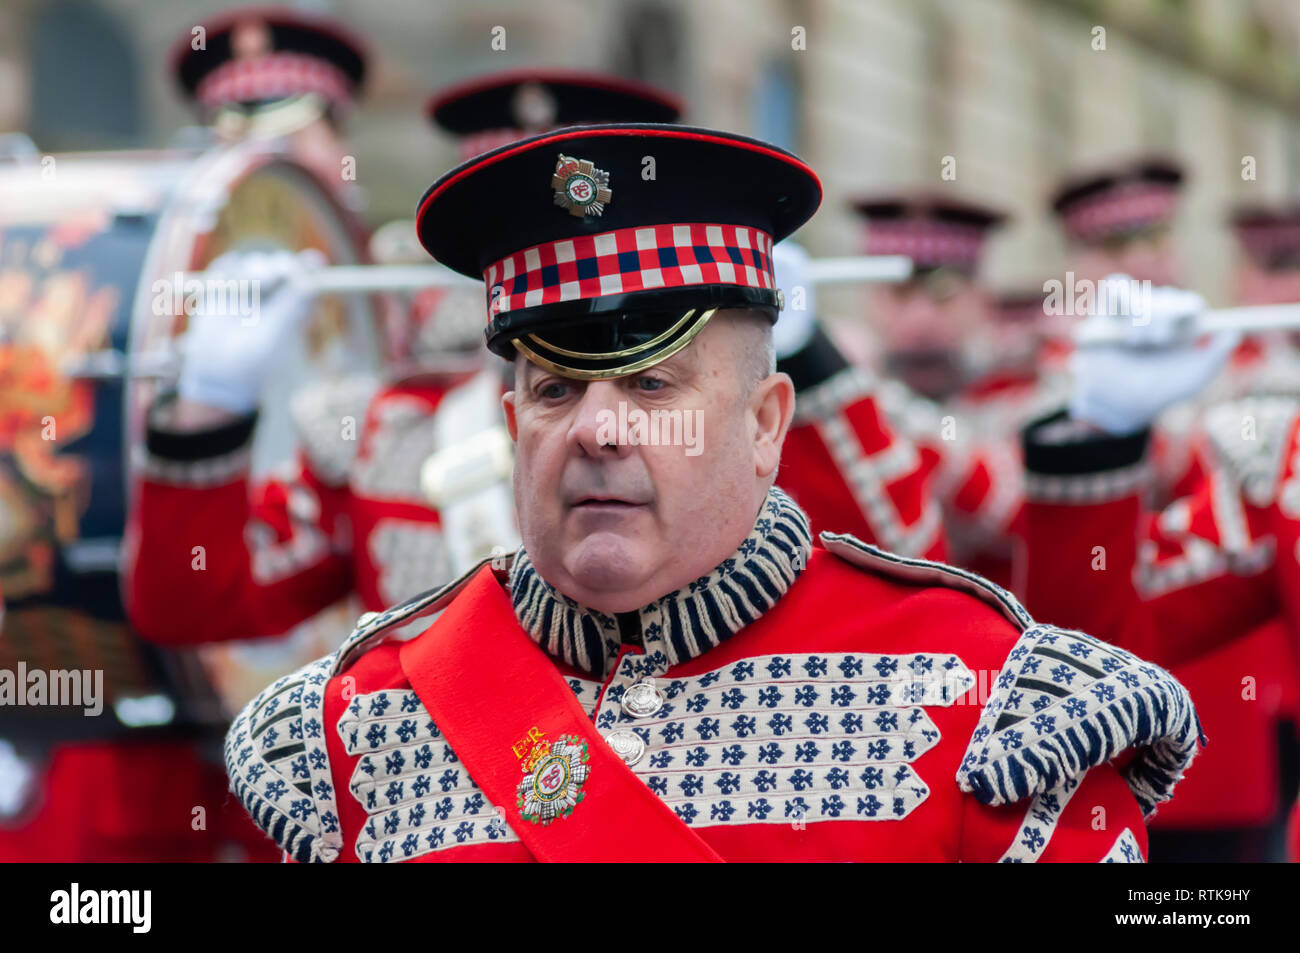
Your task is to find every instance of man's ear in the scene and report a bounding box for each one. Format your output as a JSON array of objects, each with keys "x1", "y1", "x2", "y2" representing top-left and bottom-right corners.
[
  {"x1": 502, "y1": 389, "x2": 518, "y2": 443},
  {"x1": 751, "y1": 371, "x2": 795, "y2": 480}
]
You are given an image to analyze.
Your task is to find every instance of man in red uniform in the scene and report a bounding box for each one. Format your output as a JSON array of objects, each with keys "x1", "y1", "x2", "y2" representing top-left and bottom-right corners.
[
  {"x1": 0, "y1": 4, "x2": 375, "y2": 863},
  {"x1": 1037, "y1": 163, "x2": 1300, "y2": 862},
  {"x1": 224, "y1": 123, "x2": 1198, "y2": 862},
  {"x1": 771, "y1": 242, "x2": 944, "y2": 560},
  {"x1": 1019, "y1": 271, "x2": 1300, "y2": 861},
  {"x1": 1218, "y1": 205, "x2": 1300, "y2": 400},
  {"x1": 846, "y1": 196, "x2": 1028, "y2": 587},
  {"x1": 1049, "y1": 157, "x2": 1190, "y2": 494}
]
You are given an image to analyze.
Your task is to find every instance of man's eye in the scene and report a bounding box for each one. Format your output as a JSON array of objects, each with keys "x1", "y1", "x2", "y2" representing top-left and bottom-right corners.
[
  {"x1": 539, "y1": 381, "x2": 569, "y2": 400},
  {"x1": 635, "y1": 375, "x2": 666, "y2": 392}
]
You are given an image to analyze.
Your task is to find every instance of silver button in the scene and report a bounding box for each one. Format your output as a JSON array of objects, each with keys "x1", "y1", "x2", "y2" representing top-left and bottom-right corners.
[
  {"x1": 621, "y1": 678, "x2": 666, "y2": 718},
  {"x1": 605, "y1": 729, "x2": 646, "y2": 766}
]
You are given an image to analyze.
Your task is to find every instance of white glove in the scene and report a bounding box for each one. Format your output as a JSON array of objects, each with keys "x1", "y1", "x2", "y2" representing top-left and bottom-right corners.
[
  {"x1": 771, "y1": 241, "x2": 818, "y2": 359},
  {"x1": 176, "y1": 248, "x2": 326, "y2": 413},
  {"x1": 1069, "y1": 274, "x2": 1239, "y2": 435}
]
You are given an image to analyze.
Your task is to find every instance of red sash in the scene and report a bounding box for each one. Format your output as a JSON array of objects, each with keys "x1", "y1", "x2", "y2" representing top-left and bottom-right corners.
[{"x1": 399, "y1": 565, "x2": 723, "y2": 863}]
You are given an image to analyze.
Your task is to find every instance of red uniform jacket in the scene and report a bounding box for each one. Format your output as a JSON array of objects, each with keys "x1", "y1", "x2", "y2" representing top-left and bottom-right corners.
[
  {"x1": 225, "y1": 490, "x2": 1197, "y2": 862},
  {"x1": 1020, "y1": 400, "x2": 1300, "y2": 830},
  {"x1": 125, "y1": 375, "x2": 474, "y2": 646},
  {"x1": 776, "y1": 328, "x2": 945, "y2": 561},
  {"x1": 0, "y1": 740, "x2": 276, "y2": 862}
]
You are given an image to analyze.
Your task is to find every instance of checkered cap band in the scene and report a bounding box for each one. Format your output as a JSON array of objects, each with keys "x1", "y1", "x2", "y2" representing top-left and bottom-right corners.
[
  {"x1": 863, "y1": 220, "x2": 987, "y2": 270},
  {"x1": 196, "y1": 52, "x2": 353, "y2": 110},
  {"x1": 1236, "y1": 222, "x2": 1300, "y2": 263},
  {"x1": 484, "y1": 223, "x2": 775, "y2": 317},
  {"x1": 1061, "y1": 182, "x2": 1178, "y2": 243}
]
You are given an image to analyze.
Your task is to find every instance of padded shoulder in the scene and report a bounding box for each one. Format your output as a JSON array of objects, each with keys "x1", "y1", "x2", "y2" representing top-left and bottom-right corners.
[
  {"x1": 331, "y1": 553, "x2": 503, "y2": 676},
  {"x1": 819, "y1": 533, "x2": 1202, "y2": 815},
  {"x1": 289, "y1": 374, "x2": 379, "y2": 485},
  {"x1": 955, "y1": 623, "x2": 1201, "y2": 817},
  {"x1": 1203, "y1": 396, "x2": 1300, "y2": 506},
  {"x1": 819, "y1": 532, "x2": 1033, "y2": 631},
  {"x1": 224, "y1": 654, "x2": 343, "y2": 863}
]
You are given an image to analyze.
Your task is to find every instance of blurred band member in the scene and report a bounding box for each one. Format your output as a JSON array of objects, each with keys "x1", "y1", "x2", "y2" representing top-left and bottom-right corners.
[
  {"x1": 847, "y1": 194, "x2": 1023, "y2": 588},
  {"x1": 171, "y1": 5, "x2": 370, "y2": 210},
  {"x1": 125, "y1": 70, "x2": 684, "y2": 650}
]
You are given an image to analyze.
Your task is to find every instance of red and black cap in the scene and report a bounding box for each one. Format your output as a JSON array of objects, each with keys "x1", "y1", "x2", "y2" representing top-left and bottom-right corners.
[
  {"x1": 1050, "y1": 157, "x2": 1184, "y2": 244},
  {"x1": 416, "y1": 123, "x2": 822, "y2": 379},
  {"x1": 850, "y1": 192, "x2": 1006, "y2": 276},
  {"x1": 171, "y1": 5, "x2": 368, "y2": 114},
  {"x1": 427, "y1": 69, "x2": 682, "y2": 159},
  {"x1": 1230, "y1": 203, "x2": 1300, "y2": 269}
]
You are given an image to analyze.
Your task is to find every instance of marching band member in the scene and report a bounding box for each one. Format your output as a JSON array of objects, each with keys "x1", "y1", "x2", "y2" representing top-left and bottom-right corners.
[{"x1": 224, "y1": 123, "x2": 1198, "y2": 863}]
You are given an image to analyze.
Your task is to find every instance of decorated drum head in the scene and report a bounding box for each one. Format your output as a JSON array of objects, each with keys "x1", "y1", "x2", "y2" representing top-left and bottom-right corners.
[{"x1": 0, "y1": 142, "x2": 385, "y2": 727}]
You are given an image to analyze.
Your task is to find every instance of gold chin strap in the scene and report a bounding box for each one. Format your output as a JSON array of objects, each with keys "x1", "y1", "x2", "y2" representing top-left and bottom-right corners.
[{"x1": 512, "y1": 307, "x2": 717, "y2": 381}]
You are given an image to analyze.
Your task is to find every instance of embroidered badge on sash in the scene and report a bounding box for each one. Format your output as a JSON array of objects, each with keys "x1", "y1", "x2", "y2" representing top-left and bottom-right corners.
[
  {"x1": 552, "y1": 155, "x2": 612, "y2": 218},
  {"x1": 516, "y1": 734, "x2": 590, "y2": 824}
]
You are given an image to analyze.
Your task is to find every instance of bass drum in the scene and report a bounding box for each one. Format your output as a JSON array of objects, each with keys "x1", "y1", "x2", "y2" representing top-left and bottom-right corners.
[
  {"x1": 127, "y1": 139, "x2": 390, "y2": 716},
  {"x1": 125, "y1": 139, "x2": 387, "y2": 480},
  {"x1": 0, "y1": 139, "x2": 384, "y2": 747}
]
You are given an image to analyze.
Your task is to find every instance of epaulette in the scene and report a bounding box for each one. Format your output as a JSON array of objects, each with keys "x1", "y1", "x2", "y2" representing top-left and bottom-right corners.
[
  {"x1": 224, "y1": 555, "x2": 510, "y2": 862},
  {"x1": 818, "y1": 532, "x2": 1033, "y2": 631},
  {"x1": 288, "y1": 374, "x2": 379, "y2": 485},
  {"x1": 1203, "y1": 396, "x2": 1300, "y2": 506},
  {"x1": 331, "y1": 552, "x2": 505, "y2": 676},
  {"x1": 790, "y1": 366, "x2": 878, "y2": 425},
  {"x1": 819, "y1": 533, "x2": 1202, "y2": 815},
  {"x1": 955, "y1": 623, "x2": 1201, "y2": 816},
  {"x1": 875, "y1": 378, "x2": 948, "y2": 443},
  {"x1": 225, "y1": 654, "x2": 342, "y2": 863}
]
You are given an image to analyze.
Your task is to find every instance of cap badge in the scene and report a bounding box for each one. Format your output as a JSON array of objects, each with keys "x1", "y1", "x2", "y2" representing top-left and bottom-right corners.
[
  {"x1": 231, "y1": 18, "x2": 272, "y2": 60},
  {"x1": 552, "y1": 155, "x2": 612, "y2": 218},
  {"x1": 516, "y1": 734, "x2": 590, "y2": 825}
]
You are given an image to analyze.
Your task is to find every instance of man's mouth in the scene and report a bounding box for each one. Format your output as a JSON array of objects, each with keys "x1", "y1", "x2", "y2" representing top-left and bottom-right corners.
[{"x1": 572, "y1": 496, "x2": 644, "y2": 508}]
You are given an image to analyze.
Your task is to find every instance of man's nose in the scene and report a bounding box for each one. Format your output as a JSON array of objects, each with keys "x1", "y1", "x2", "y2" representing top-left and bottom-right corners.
[{"x1": 566, "y1": 380, "x2": 632, "y2": 458}]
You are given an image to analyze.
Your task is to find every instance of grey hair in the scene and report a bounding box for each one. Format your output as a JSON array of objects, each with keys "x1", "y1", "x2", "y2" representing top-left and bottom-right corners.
[{"x1": 727, "y1": 309, "x2": 776, "y2": 395}]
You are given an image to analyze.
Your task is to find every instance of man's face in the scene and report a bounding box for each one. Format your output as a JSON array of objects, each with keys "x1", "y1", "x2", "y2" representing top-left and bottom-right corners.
[
  {"x1": 1074, "y1": 228, "x2": 1177, "y2": 286},
  {"x1": 503, "y1": 311, "x2": 792, "y2": 614},
  {"x1": 871, "y1": 273, "x2": 984, "y2": 400}
]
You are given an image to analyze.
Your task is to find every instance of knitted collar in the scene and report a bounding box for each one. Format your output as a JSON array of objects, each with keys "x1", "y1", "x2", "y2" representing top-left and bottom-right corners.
[{"x1": 509, "y1": 487, "x2": 812, "y2": 678}]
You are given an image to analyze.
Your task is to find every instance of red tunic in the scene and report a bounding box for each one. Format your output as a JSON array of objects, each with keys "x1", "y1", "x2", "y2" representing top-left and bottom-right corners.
[
  {"x1": 125, "y1": 374, "x2": 489, "y2": 646},
  {"x1": 0, "y1": 740, "x2": 278, "y2": 863},
  {"x1": 225, "y1": 492, "x2": 1196, "y2": 862},
  {"x1": 775, "y1": 328, "x2": 945, "y2": 561},
  {"x1": 1020, "y1": 400, "x2": 1300, "y2": 834}
]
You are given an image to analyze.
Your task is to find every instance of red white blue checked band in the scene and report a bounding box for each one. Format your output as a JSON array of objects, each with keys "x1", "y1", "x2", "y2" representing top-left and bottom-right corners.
[
  {"x1": 197, "y1": 53, "x2": 354, "y2": 110},
  {"x1": 1060, "y1": 182, "x2": 1178, "y2": 243},
  {"x1": 484, "y1": 223, "x2": 775, "y2": 316}
]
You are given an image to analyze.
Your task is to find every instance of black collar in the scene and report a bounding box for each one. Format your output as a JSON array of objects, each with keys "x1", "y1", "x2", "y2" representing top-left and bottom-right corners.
[{"x1": 509, "y1": 487, "x2": 813, "y2": 677}]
